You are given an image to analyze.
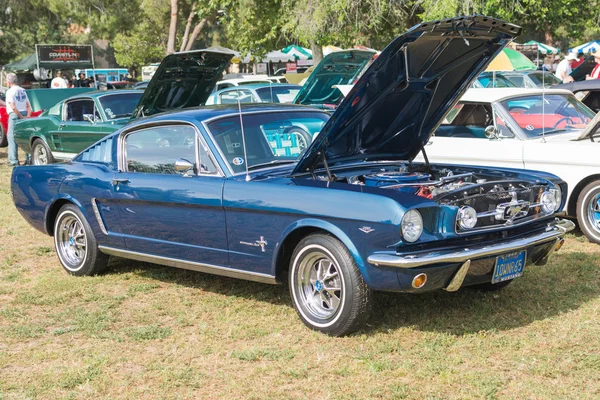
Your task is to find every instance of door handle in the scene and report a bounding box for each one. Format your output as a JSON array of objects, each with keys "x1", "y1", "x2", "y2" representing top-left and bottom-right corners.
[
  {"x1": 58, "y1": 123, "x2": 66, "y2": 130},
  {"x1": 112, "y1": 178, "x2": 130, "y2": 185}
]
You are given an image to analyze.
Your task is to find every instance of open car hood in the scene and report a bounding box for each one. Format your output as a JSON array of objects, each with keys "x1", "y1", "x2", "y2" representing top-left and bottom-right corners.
[
  {"x1": 134, "y1": 50, "x2": 232, "y2": 118},
  {"x1": 293, "y1": 16, "x2": 521, "y2": 175},
  {"x1": 293, "y1": 50, "x2": 376, "y2": 107}
]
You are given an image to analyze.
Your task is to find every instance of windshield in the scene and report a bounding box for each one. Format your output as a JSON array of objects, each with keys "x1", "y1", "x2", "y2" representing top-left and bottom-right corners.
[
  {"x1": 527, "y1": 72, "x2": 562, "y2": 87},
  {"x1": 501, "y1": 94, "x2": 595, "y2": 138},
  {"x1": 99, "y1": 92, "x2": 143, "y2": 119},
  {"x1": 255, "y1": 86, "x2": 301, "y2": 103},
  {"x1": 474, "y1": 74, "x2": 517, "y2": 88},
  {"x1": 206, "y1": 111, "x2": 329, "y2": 174}
]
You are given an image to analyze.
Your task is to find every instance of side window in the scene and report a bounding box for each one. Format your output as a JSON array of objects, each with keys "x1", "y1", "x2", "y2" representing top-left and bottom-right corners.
[
  {"x1": 65, "y1": 100, "x2": 95, "y2": 122},
  {"x1": 198, "y1": 141, "x2": 218, "y2": 175},
  {"x1": 124, "y1": 125, "x2": 196, "y2": 174}
]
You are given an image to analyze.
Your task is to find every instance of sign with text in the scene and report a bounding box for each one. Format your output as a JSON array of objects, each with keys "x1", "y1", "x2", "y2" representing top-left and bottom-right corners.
[
  {"x1": 256, "y1": 63, "x2": 267, "y2": 73},
  {"x1": 36, "y1": 44, "x2": 94, "y2": 69},
  {"x1": 286, "y1": 62, "x2": 298, "y2": 73}
]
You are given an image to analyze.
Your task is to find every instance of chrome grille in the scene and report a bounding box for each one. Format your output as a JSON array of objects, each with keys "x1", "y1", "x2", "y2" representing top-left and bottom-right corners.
[{"x1": 450, "y1": 184, "x2": 549, "y2": 232}]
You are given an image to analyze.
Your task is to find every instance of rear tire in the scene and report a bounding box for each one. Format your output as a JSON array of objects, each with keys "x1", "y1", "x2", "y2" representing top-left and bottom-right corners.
[
  {"x1": 289, "y1": 234, "x2": 372, "y2": 336},
  {"x1": 54, "y1": 204, "x2": 108, "y2": 276},
  {"x1": 32, "y1": 138, "x2": 55, "y2": 165},
  {"x1": 0, "y1": 124, "x2": 7, "y2": 147},
  {"x1": 576, "y1": 180, "x2": 600, "y2": 244}
]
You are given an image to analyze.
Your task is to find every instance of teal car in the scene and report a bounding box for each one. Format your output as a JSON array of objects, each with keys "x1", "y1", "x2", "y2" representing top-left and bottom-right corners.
[{"x1": 13, "y1": 50, "x2": 233, "y2": 164}]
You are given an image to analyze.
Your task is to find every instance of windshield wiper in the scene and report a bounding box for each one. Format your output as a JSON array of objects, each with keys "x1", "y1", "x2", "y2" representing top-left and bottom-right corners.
[
  {"x1": 247, "y1": 160, "x2": 297, "y2": 170},
  {"x1": 537, "y1": 128, "x2": 569, "y2": 136}
]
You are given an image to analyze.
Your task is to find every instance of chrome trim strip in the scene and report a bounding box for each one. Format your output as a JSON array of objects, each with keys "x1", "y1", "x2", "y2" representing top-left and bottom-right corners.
[
  {"x1": 444, "y1": 260, "x2": 471, "y2": 292},
  {"x1": 367, "y1": 218, "x2": 575, "y2": 269},
  {"x1": 97, "y1": 246, "x2": 277, "y2": 284},
  {"x1": 52, "y1": 151, "x2": 78, "y2": 160},
  {"x1": 91, "y1": 198, "x2": 108, "y2": 235},
  {"x1": 455, "y1": 212, "x2": 554, "y2": 235}
]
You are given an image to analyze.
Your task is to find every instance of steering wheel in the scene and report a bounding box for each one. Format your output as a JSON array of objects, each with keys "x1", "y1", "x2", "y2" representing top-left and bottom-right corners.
[{"x1": 552, "y1": 117, "x2": 575, "y2": 130}]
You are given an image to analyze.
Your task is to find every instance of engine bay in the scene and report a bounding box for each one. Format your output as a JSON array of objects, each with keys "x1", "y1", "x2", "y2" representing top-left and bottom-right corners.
[{"x1": 340, "y1": 163, "x2": 542, "y2": 205}]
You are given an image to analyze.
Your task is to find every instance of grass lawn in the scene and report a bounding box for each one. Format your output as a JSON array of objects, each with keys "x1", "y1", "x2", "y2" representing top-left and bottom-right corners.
[{"x1": 1, "y1": 147, "x2": 600, "y2": 399}]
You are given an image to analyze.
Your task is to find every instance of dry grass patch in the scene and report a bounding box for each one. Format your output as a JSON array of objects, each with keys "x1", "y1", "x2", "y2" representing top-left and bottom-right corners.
[{"x1": 1, "y1": 147, "x2": 600, "y2": 399}]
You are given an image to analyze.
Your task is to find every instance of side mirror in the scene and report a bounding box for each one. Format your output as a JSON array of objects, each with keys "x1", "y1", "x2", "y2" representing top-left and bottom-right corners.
[
  {"x1": 83, "y1": 114, "x2": 95, "y2": 124},
  {"x1": 175, "y1": 158, "x2": 195, "y2": 177},
  {"x1": 485, "y1": 125, "x2": 499, "y2": 140}
]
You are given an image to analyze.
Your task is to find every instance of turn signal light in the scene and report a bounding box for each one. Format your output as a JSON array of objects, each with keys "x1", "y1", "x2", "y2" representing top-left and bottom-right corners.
[
  {"x1": 412, "y1": 273, "x2": 427, "y2": 289},
  {"x1": 555, "y1": 238, "x2": 565, "y2": 251}
]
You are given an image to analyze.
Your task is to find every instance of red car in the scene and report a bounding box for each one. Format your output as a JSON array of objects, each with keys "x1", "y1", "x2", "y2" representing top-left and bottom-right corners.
[{"x1": 1, "y1": 88, "x2": 92, "y2": 147}]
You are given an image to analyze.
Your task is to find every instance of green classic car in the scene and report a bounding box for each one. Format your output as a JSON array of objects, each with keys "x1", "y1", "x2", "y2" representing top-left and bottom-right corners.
[
  {"x1": 14, "y1": 91, "x2": 143, "y2": 164},
  {"x1": 13, "y1": 49, "x2": 233, "y2": 164}
]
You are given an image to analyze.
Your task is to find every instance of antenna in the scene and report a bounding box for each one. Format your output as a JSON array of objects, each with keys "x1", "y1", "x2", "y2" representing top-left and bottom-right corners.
[{"x1": 237, "y1": 97, "x2": 251, "y2": 181}]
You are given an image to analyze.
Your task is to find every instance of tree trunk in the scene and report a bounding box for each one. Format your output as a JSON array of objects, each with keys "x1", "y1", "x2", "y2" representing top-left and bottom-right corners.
[
  {"x1": 545, "y1": 24, "x2": 554, "y2": 46},
  {"x1": 310, "y1": 40, "x2": 323, "y2": 65},
  {"x1": 166, "y1": 0, "x2": 178, "y2": 54},
  {"x1": 180, "y1": 6, "x2": 195, "y2": 52},
  {"x1": 184, "y1": 18, "x2": 207, "y2": 51}
]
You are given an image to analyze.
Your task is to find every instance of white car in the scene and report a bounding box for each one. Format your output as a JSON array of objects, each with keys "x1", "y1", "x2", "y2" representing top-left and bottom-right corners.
[
  {"x1": 422, "y1": 88, "x2": 600, "y2": 243},
  {"x1": 214, "y1": 77, "x2": 272, "y2": 91}
]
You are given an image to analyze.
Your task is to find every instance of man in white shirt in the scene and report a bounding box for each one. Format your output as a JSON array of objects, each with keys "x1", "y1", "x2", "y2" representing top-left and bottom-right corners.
[
  {"x1": 554, "y1": 53, "x2": 579, "y2": 83},
  {"x1": 5, "y1": 73, "x2": 32, "y2": 166},
  {"x1": 50, "y1": 71, "x2": 68, "y2": 89}
]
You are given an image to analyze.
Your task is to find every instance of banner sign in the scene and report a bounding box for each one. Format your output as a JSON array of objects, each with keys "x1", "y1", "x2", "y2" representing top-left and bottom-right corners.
[
  {"x1": 36, "y1": 44, "x2": 94, "y2": 69},
  {"x1": 286, "y1": 62, "x2": 298, "y2": 73}
]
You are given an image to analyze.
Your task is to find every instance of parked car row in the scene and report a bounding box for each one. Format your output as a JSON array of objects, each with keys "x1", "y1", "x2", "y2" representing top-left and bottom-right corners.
[{"x1": 9, "y1": 16, "x2": 589, "y2": 336}]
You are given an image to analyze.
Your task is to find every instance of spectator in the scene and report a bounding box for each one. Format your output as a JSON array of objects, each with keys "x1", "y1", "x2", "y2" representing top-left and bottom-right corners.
[
  {"x1": 572, "y1": 52, "x2": 585, "y2": 69},
  {"x1": 73, "y1": 72, "x2": 89, "y2": 88},
  {"x1": 88, "y1": 76, "x2": 95, "y2": 88},
  {"x1": 51, "y1": 71, "x2": 68, "y2": 88},
  {"x1": 5, "y1": 73, "x2": 32, "y2": 166},
  {"x1": 586, "y1": 49, "x2": 600, "y2": 79},
  {"x1": 542, "y1": 56, "x2": 554, "y2": 72},
  {"x1": 554, "y1": 53, "x2": 579, "y2": 83}
]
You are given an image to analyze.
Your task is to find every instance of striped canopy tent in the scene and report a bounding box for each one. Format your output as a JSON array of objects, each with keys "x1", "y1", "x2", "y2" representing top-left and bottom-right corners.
[
  {"x1": 569, "y1": 40, "x2": 600, "y2": 55},
  {"x1": 522, "y1": 40, "x2": 560, "y2": 55},
  {"x1": 282, "y1": 45, "x2": 312, "y2": 60},
  {"x1": 486, "y1": 48, "x2": 536, "y2": 71},
  {"x1": 263, "y1": 50, "x2": 297, "y2": 63}
]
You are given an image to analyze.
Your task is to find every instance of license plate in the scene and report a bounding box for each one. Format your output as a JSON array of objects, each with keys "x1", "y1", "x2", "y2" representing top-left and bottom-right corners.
[{"x1": 492, "y1": 250, "x2": 526, "y2": 284}]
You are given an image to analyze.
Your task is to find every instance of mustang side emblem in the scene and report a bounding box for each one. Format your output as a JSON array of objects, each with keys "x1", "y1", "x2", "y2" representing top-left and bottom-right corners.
[
  {"x1": 359, "y1": 226, "x2": 375, "y2": 234},
  {"x1": 240, "y1": 236, "x2": 268, "y2": 252}
]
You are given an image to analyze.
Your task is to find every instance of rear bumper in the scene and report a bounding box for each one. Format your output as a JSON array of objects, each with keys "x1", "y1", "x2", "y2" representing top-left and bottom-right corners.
[{"x1": 368, "y1": 218, "x2": 574, "y2": 269}]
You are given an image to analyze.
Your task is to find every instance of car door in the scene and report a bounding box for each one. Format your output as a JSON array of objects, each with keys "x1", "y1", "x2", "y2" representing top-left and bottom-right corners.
[
  {"x1": 50, "y1": 98, "x2": 107, "y2": 158},
  {"x1": 110, "y1": 123, "x2": 229, "y2": 266},
  {"x1": 422, "y1": 102, "x2": 525, "y2": 168}
]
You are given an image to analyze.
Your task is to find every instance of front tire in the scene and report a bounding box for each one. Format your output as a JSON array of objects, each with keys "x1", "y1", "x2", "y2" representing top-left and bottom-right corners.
[
  {"x1": 0, "y1": 124, "x2": 7, "y2": 147},
  {"x1": 32, "y1": 138, "x2": 55, "y2": 165},
  {"x1": 576, "y1": 180, "x2": 600, "y2": 244},
  {"x1": 289, "y1": 234, "x2": 372, "y2": 336},
  {"x1": 54, "y1": 204, "x2": 108, "y2": 276}
]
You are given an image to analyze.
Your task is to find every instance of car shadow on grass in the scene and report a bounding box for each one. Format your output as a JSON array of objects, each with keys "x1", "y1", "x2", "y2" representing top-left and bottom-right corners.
[{"x1": 106, "y1": 250, "x2": 600, "y2": 336}]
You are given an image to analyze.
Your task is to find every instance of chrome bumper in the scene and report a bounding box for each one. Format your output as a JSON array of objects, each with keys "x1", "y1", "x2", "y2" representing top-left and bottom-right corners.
[{"x1": 367, "y1": 218, "x2": 575, "y2": 269}]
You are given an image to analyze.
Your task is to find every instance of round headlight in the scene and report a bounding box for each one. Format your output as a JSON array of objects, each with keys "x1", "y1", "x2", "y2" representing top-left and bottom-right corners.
[
  {"x1": 401, "y1": 209, "x2": 423, "y2": 243},
  {"x1": 551, "y1": 187, "x2": 562, "y2": 211},
  {"x1": 457, "y1": 206, "x2": 478, "y2": 229},
  {"x1": 540, "y1": 191, "x2": 558, "y2": 213}
]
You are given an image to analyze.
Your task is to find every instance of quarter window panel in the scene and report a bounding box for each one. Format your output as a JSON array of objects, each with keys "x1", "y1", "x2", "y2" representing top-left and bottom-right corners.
[{"x1": 125, "y1": 125, "x2": 196, "y2": 174}]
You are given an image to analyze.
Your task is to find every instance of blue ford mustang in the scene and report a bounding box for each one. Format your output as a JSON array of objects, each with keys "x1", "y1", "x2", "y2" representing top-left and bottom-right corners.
[{"x1": 11, "y1": 16, "x2": 574, "y2": 336}]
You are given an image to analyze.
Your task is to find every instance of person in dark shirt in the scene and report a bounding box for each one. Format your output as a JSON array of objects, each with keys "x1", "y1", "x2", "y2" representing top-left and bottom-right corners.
[{"x1": 74, "y1": 72, "x2": 89, "y2": 88}]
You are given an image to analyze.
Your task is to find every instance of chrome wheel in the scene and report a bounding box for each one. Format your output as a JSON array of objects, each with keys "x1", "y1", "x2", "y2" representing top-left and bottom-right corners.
[
  {"x1": 33, "y1": 144, "x2": 49, "y2": 165},
  {"x1": 295, "y1": 247, "x2": 343, "y2": 320},
  {"x1": 55, "y1": 213, "x2": 88, "y2": 271},
  {"x1": 587, "y1": 193, "x2": 600, "y2": 235}
]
